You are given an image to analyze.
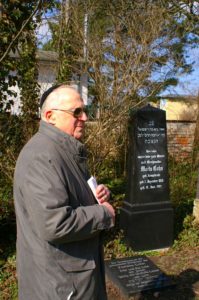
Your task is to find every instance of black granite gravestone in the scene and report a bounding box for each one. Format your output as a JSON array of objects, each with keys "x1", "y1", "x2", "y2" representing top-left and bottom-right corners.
[
  {"x1": 120, "y1": 104, "x2": 173, "y2": 251},
  {"x1": 105, "y1": 256, "x2": 175, "y2": 298}
]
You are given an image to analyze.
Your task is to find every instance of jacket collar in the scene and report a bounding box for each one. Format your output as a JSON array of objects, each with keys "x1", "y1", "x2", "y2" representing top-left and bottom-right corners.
[{"x1": 38, "y1": 120, "x2": 86, "y2": 158}]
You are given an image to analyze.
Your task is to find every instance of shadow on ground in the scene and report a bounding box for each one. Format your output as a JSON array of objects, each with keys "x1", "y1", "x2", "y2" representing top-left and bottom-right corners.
[{"x1": 140, "y1": 268, "x2": 199, "y2": 300}]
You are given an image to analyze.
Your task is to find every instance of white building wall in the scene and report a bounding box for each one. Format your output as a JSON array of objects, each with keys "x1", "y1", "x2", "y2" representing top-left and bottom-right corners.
[{"x1": 7, "y1": 51, "x2": 88, "y2": 114}]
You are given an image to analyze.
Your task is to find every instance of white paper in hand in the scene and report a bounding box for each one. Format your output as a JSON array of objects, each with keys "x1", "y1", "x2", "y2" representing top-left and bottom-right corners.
[{"x1": 87, "y1": 176, "x2": 100, "y2": 204}]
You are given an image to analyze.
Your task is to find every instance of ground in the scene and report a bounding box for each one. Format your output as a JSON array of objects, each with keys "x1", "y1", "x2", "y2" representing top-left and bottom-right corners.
[
  {"x1": 1, "y1": 223, "x2": 199, "y2": 299},
  {"x1": 1, "y1": 246, "x2": 199, "y2": 300},
  {"x1": 106, "y1": 246, "x2": 199, "y2": 300}
]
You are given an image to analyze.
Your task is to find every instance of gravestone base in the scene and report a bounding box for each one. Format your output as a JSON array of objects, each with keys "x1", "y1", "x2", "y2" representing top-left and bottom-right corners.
[{"x1": 120, "y1": 202, "x2": 173, "y2": 251}]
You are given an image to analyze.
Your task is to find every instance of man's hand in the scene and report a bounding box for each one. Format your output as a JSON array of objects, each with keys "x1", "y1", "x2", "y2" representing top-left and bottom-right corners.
[
  {"x1": 95, "y1": 184, "x2": 110, "y2": 204},
  {"x1": 96, "y1": 184, "x2": 115, "y2": 224}
]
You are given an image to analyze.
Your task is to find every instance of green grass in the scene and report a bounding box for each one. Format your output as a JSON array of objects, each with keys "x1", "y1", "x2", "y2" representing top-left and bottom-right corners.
[{"x1": 0, "y1": 254, "x2": 17, "y2": 300}]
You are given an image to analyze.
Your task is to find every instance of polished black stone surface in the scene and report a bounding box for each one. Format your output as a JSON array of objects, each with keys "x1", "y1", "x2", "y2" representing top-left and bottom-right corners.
[
  {"x1": 120, "y1": 105, "x2": 173, "y2": 251},
  {"x1": 106, "y1": 256, "x2": 175, "y2": 297}
]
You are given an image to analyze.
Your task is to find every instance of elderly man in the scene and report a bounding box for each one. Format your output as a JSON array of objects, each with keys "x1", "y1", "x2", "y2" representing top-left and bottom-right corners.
[{"x1": 14, "y1": 84, "x2": 115, "y2": 300}]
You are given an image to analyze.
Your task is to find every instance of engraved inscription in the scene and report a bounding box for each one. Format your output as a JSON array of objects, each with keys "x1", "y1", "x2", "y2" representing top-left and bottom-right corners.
[
  {"x1": 106, "y1": 257, "x2": 174, "y2": 296},
  {"x1": 137, "y1": 122, "x2": 166, "y2": 192}
]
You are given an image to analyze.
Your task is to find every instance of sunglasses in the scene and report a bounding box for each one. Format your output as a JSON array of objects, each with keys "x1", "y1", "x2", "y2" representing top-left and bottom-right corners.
[{"x1": 51, "y1": 107, "x2": 88, "y2": 118}]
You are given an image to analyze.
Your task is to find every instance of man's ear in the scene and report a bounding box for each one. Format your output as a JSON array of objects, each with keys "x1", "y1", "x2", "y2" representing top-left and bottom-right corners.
[{"x1": 45, "y1": 110, "x2": 56, "y2": 125}]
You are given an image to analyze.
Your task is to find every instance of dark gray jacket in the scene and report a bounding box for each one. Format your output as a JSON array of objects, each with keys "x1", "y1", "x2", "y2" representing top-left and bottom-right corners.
[{"x1": 14, "y1": 121, "x2": 113, "y2": 300}]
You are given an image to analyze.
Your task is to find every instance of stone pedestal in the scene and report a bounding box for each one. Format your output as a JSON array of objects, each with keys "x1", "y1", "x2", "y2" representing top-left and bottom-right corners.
[{"x1": 120, "y1": 202, "x2": 173, "y2": 251}]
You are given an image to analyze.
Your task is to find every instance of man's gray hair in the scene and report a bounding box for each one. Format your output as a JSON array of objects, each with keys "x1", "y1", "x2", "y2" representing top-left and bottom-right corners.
[{"x1": 40, "y1": 85, "x2": 78, "y2": 120}]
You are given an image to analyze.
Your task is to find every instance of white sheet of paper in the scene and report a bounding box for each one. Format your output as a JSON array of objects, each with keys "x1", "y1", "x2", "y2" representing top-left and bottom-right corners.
[{"x1": 87, "y1": 176, "x2": 101, "y2": 204}]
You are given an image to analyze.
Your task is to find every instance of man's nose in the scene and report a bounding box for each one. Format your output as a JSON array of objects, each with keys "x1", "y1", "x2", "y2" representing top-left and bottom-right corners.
[{"x1": 80, "y1": 111, "x2": 88, "y2": 121}]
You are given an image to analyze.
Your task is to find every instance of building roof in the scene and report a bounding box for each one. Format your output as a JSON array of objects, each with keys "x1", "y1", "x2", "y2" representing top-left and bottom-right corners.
[
  {"x1": 36, "y1": 50, "x2": 58, "y2": 62},
  {"x1": 159, "y1": 94, "x2": 197, "y2": 102},
  {"x1": 10, "y1": 49, "x2": 58, "y2": 62}
]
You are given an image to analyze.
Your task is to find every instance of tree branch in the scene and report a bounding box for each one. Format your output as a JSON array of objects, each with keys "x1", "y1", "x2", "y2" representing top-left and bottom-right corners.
[{"x1": 0, "y1": 0, "x2": 42, "y2": 63}]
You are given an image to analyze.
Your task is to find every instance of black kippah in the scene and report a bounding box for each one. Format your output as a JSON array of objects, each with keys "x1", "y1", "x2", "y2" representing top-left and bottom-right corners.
[{"x1": 40, "y1": 84, "x2": 62, "y2": 108}]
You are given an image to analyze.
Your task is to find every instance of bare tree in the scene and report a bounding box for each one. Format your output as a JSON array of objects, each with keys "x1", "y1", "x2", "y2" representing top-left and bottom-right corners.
[{"x1": 49, "y1": 0, "x2": 198, "y2": 176}]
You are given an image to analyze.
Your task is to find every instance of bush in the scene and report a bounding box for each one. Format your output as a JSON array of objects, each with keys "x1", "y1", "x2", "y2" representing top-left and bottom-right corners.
[
  {"x1": 173, "y1": 215, "x2": 199, "y2": 249},
  {"x1": 168, "y1": 158, "x2": 198, "y2": 238}
]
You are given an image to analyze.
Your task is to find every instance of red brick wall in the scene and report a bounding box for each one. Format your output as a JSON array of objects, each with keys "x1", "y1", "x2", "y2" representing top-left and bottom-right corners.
[{"x1": 167, "y1": 121, "x2": 196, "y2": 159}]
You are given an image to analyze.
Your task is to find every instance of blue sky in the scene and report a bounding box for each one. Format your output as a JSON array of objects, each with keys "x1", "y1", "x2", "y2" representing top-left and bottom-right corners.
[{"x1": 162, "y1": 47, "x2": 199, "y2": 96}]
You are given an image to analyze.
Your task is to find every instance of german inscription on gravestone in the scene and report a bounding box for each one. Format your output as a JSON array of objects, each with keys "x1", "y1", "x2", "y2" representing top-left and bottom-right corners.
[
  {"x1": 106, "y1": 256, "x2": 174, "y2": 297},
  {"x1": 138, "y1": 125, "x2": 165, "y2": 191}
]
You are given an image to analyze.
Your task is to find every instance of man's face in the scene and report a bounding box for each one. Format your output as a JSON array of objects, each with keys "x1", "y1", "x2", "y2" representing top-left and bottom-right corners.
[{"x1": 47, "y1": 88, "x2": 88, "y2": 140}]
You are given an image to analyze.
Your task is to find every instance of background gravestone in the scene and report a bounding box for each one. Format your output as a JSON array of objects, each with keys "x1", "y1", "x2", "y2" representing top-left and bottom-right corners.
[
  {"x1": 120, "y1": 104, "x2": 173, "y2": 251},
  {"x1": 193, "y1": 169, "x2": 199, "y2": 223}
]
